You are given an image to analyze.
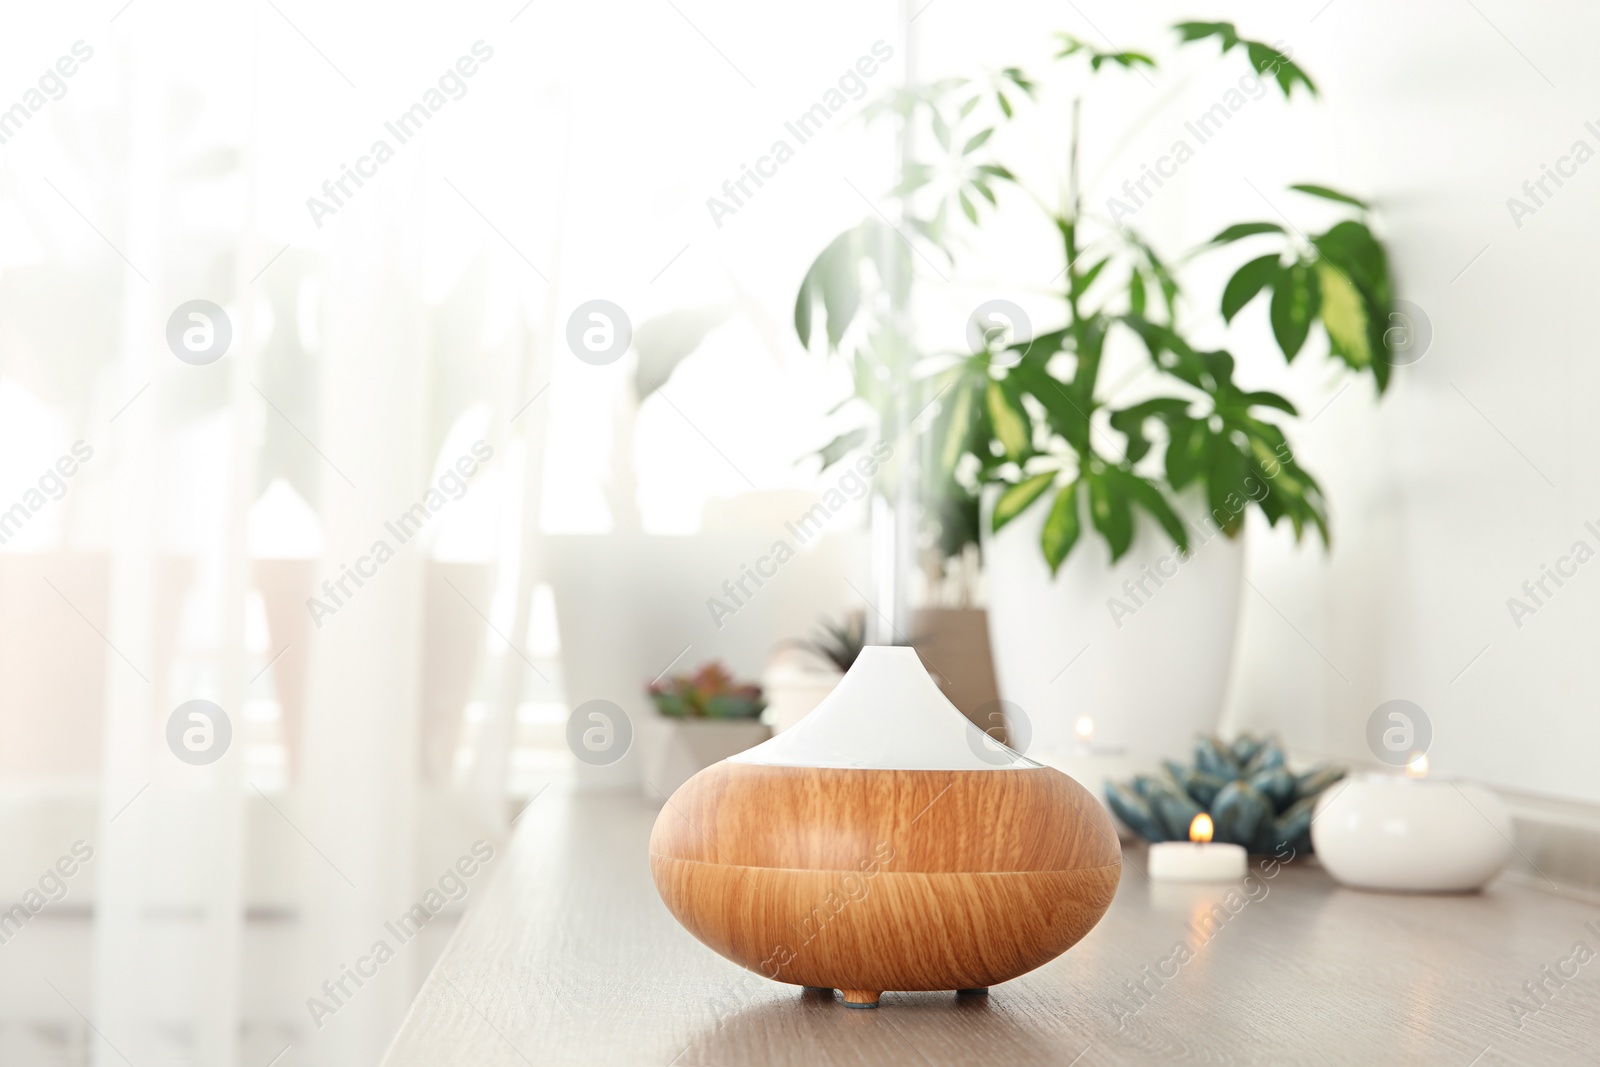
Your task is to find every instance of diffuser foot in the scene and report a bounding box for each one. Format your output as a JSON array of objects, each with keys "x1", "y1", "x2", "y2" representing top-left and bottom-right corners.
[
  {"x1": 840, "y1": 990, "x2": 881, "y2": 1008},
  {"x1": 956, "y1": 988, "x2": 989, "y2": 996}
]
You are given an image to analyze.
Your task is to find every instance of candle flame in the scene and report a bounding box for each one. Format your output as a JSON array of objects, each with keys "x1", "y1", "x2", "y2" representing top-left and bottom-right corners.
[
  {"x1": 1074, "y1": 715, "x2": 1095, "y2": 742},
  {"x1": 1189, "y1": 813, "x2": 1214, "y2": 844},
  {"x1": 1406, "y1": 751, "x2": 1430, "y2": 779}
]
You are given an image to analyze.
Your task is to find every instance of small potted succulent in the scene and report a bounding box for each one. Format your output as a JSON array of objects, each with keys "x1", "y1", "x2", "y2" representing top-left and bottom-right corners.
[
  {"x1": 1105, "y1": 734, "x2": 1344, "y2": 855},
  {"x1": 639, "y1": 662, "x2": 771, "y2": 800}
]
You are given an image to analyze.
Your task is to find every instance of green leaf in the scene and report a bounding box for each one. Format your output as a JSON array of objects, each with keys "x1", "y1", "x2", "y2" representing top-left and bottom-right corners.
[
  {"x1": 1165, "y1": 418, "x2": 1208, "y2": 490},
  {"x1": 1208, "y1": 221, "x2": 1284, "y2": 245},
  {"x1": 959, "y1": 95, "x2": 981, "y2": 119},
  {"x1": 1238, "y1": 421, "x2": 1328, "y2": 546},
  {"x1": 992, "y1": 471, "x2": 1057, "y2": 533},
  {"x1": 794, "y1": 278, "x2": 813, "y2": 348},
  {"x1": 1040, "y1": 481, "x2": 1082, "y2": 573},
  {"x1": 1010, "y1": 350, "x2": 1090, "y2": 448},
  {"x1": 792, "y1": 221, "x2": 914, "y2": 352},
  {"x1": 1056, "y1": 34, "x2": 1089, "y2": 59},
  {"x1": 922, "y1": 201, "x2": 950, "y2": 246},
  {"x1": 1220, "y1": 253, "x2": 1281, "y2": 323},
  {"x1": 1110, "y1": 398, "x2": 1188, "y2": 464},
  {"x1": 1090, "y1": 51, "x2": 1156, "y2": 72},
  {"x1": 892, "y1": 162, "x2": 934, "y2": 196},
  {"x1": 986, "y1": 380, "x2": 1030, "y2": 458},
  {"x1": 997, "y1": 91, "x2": 1012, "y2": 118},
  {"x1": 1087, "y1": 473, "x2": 1135, "y2": 561},
  {"x1": 1072, "y1": 255, "x2": 1110, "y2": 300},
  {"x1": 1122, "y1": 230, "x2": 1179, "y2": 319},
  {"x1": 792, "y1": 228, "x2": 861, "y2": 349},
  {"x1": 1246, "y1": 432, "x2": 1304, "y2": 499},
  {"x1": 1197, "y1": 349, "x2": 1237, "y2": 390},
  {"x1": 1206, "y1": 444, "x2": 1249, "y2": 536},
  {"x1": 819, "y1": 251, "x2": 860, "y2": 349},
  {"x1": 1245, "y1": 42, "x2": 1317, "y2": 98},
  {"x1": 1120, "y1": 472, "x2": 1190, "y2": 553},
  {"x1": 1315, "y1": 261, "x2": 1372, "y2": 369},
  {"x1": 1129, "y1": 269, "x2": 1147, "y2": 316},
  {"x1": 1174, "y1": 21, "x2": 1239, "y2": 51},
  {"x1": 1308, "y1": 218, "x2": 1394, "y2": 393},
  {"x1": 1312, "y1": 220, "x2": 1390, "y2": 305},
  {"x1": 1175, "y1": 23, "x2": 1316, "y2": 99},
  {"x1": 1290, "y1": 183, "x2": 1367, "y2": 209},
  {"x1": 1370, "y1": 314, "x2": 1394, "y2": 394},
  {"x1": 1001, "y1": 67, "x2": 1037, "y2": 96},
  {"x1": 1241, "y1": 390, "x2": 1298, "y2": 416},
  {"x1": 1120, "y1": 314, "x2": 1202, "y2": 385},
  {"x1": 1269, "y1": 260, "x2": 1320, "y2": 360},
  {"x1": 963, "y1": 128, "x2": 994, "y2": 154},
  {"x1": 939, "y1": 381, "x2": 975, "y2": 472},
  {"x1": 816, "y1": 427, "x2": 869, "y2": 470},
  {"x1": 958, "y1": 188, "x2": 978, "y2": 223},
  {"x1": 975, "y1": 163, "x2": 1016, "y2": 181},
  {"x1": 1057, "y1": 37, "x2": 1156, "y2": 75}
]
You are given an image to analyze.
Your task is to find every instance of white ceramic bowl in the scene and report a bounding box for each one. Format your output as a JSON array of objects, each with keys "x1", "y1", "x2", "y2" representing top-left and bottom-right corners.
[{"x1": 1310, "y1": 774, "x2": 1513, "y2": 892}]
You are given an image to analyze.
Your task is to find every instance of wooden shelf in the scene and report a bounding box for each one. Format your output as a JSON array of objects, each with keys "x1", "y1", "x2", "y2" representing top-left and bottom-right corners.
[{"x1": 383, "y1": 787, "x2": 1598, "y2": 1066}]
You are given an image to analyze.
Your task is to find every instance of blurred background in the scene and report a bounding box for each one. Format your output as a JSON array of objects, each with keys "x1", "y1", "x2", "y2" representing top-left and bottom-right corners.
[{"x1": 1, "y1": 0, "x2": 1596, "y2": 1064}]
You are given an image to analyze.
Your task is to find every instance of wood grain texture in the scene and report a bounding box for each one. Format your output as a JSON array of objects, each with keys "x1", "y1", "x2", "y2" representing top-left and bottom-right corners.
[
  {"x1": 383, "y1": 788, "x2": 1600, "y2": 1067},
  {"x1": 649, "y1": 763, "x2": 1121, "y2": 873},
  {"x1": 648, "y1": 764, "x2": 1121, "y2": 1002},
  {"x1": 653, "y1": 859, "x2": 1119, "y2": 994}
]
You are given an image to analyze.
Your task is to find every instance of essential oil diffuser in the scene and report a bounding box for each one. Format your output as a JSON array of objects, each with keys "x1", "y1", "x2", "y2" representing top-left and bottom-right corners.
[{"x1": 650, "y1": 646, "x2": 1121, "y2": 1008}]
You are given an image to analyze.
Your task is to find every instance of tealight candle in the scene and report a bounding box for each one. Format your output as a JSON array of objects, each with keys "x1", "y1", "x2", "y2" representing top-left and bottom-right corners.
[
  {"x1": 1074, "y1": 715, "x2": 1095, "y2": 746},
  {"x1": 1148, "y1": 813, "x2": 1247, "y2": 882}
]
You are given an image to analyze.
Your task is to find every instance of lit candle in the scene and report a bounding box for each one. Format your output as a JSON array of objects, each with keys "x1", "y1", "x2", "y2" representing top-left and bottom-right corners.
[
  {"x1": 1074, "y1": 715, "x2": 1096, "y2": 748},
  {"x1": 1148, "y1": 813, "x2": 1248, "y2": 882}
]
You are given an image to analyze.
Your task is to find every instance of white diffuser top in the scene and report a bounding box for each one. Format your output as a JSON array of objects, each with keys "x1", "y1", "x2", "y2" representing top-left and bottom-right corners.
[{"x1": 732, "y1": 646, "x2": 1040, "y2": 771}]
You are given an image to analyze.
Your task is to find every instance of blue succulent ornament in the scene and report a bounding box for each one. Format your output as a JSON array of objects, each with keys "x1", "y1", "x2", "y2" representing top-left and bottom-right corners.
[{"x1": 1105, "y1": 734, "x2": 1344, "y2": 853}]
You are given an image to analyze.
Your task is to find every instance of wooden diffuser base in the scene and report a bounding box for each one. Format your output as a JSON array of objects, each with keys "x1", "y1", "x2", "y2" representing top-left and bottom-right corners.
[{"x1": 650, "y1": 762, "x2": 1121, "y2": 1006}]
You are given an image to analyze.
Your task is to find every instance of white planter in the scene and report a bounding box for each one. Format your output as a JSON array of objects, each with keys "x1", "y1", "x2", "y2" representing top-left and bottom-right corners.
[
  {"x1": 982, "y1": 488, "x2": 1244, "y2": 765},
  {"x1": 761, "y1": 660, "x2": 842, "y2": 734},
  {"x1": 639, "y1": 716, "x2": 772, "y2": 802}
]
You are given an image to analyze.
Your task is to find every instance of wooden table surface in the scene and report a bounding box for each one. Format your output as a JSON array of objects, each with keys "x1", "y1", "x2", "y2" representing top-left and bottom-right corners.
[{"x1": 382, "y1": 786, "x2": 1600, "y2": 1066}]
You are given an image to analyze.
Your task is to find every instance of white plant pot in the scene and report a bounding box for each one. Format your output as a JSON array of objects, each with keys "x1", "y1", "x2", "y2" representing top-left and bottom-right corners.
[
  {"x1": 982, "y1": 488, "x2": 1244, "y2": 766},
  {"x1": 638, "y1": 717, "x2": 772, "y2": 802},
  {"x1": 761, "y1": 661, "x2": 842, "y2": 734}
]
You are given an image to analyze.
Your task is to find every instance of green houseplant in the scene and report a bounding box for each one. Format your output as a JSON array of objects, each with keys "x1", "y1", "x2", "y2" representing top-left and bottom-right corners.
[
  {"x1": 791, "y1": 19, "x2": 1403, "y2": 763},
  {"x1": 794, "y1": 21, "x2": 1400, "y2": 572}
]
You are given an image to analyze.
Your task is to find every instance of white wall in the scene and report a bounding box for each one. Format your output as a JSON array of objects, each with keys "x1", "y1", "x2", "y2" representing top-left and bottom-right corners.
[
  {"x1": 1064, "y1": 1, "x2": 1595, "y2": 800},
  {"x1": 907, "y1": 1, "x2": 1600, "y2": 801},
  {"x1": 1207, "y1": 0, "x2": 1600, "y2": 802}
]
